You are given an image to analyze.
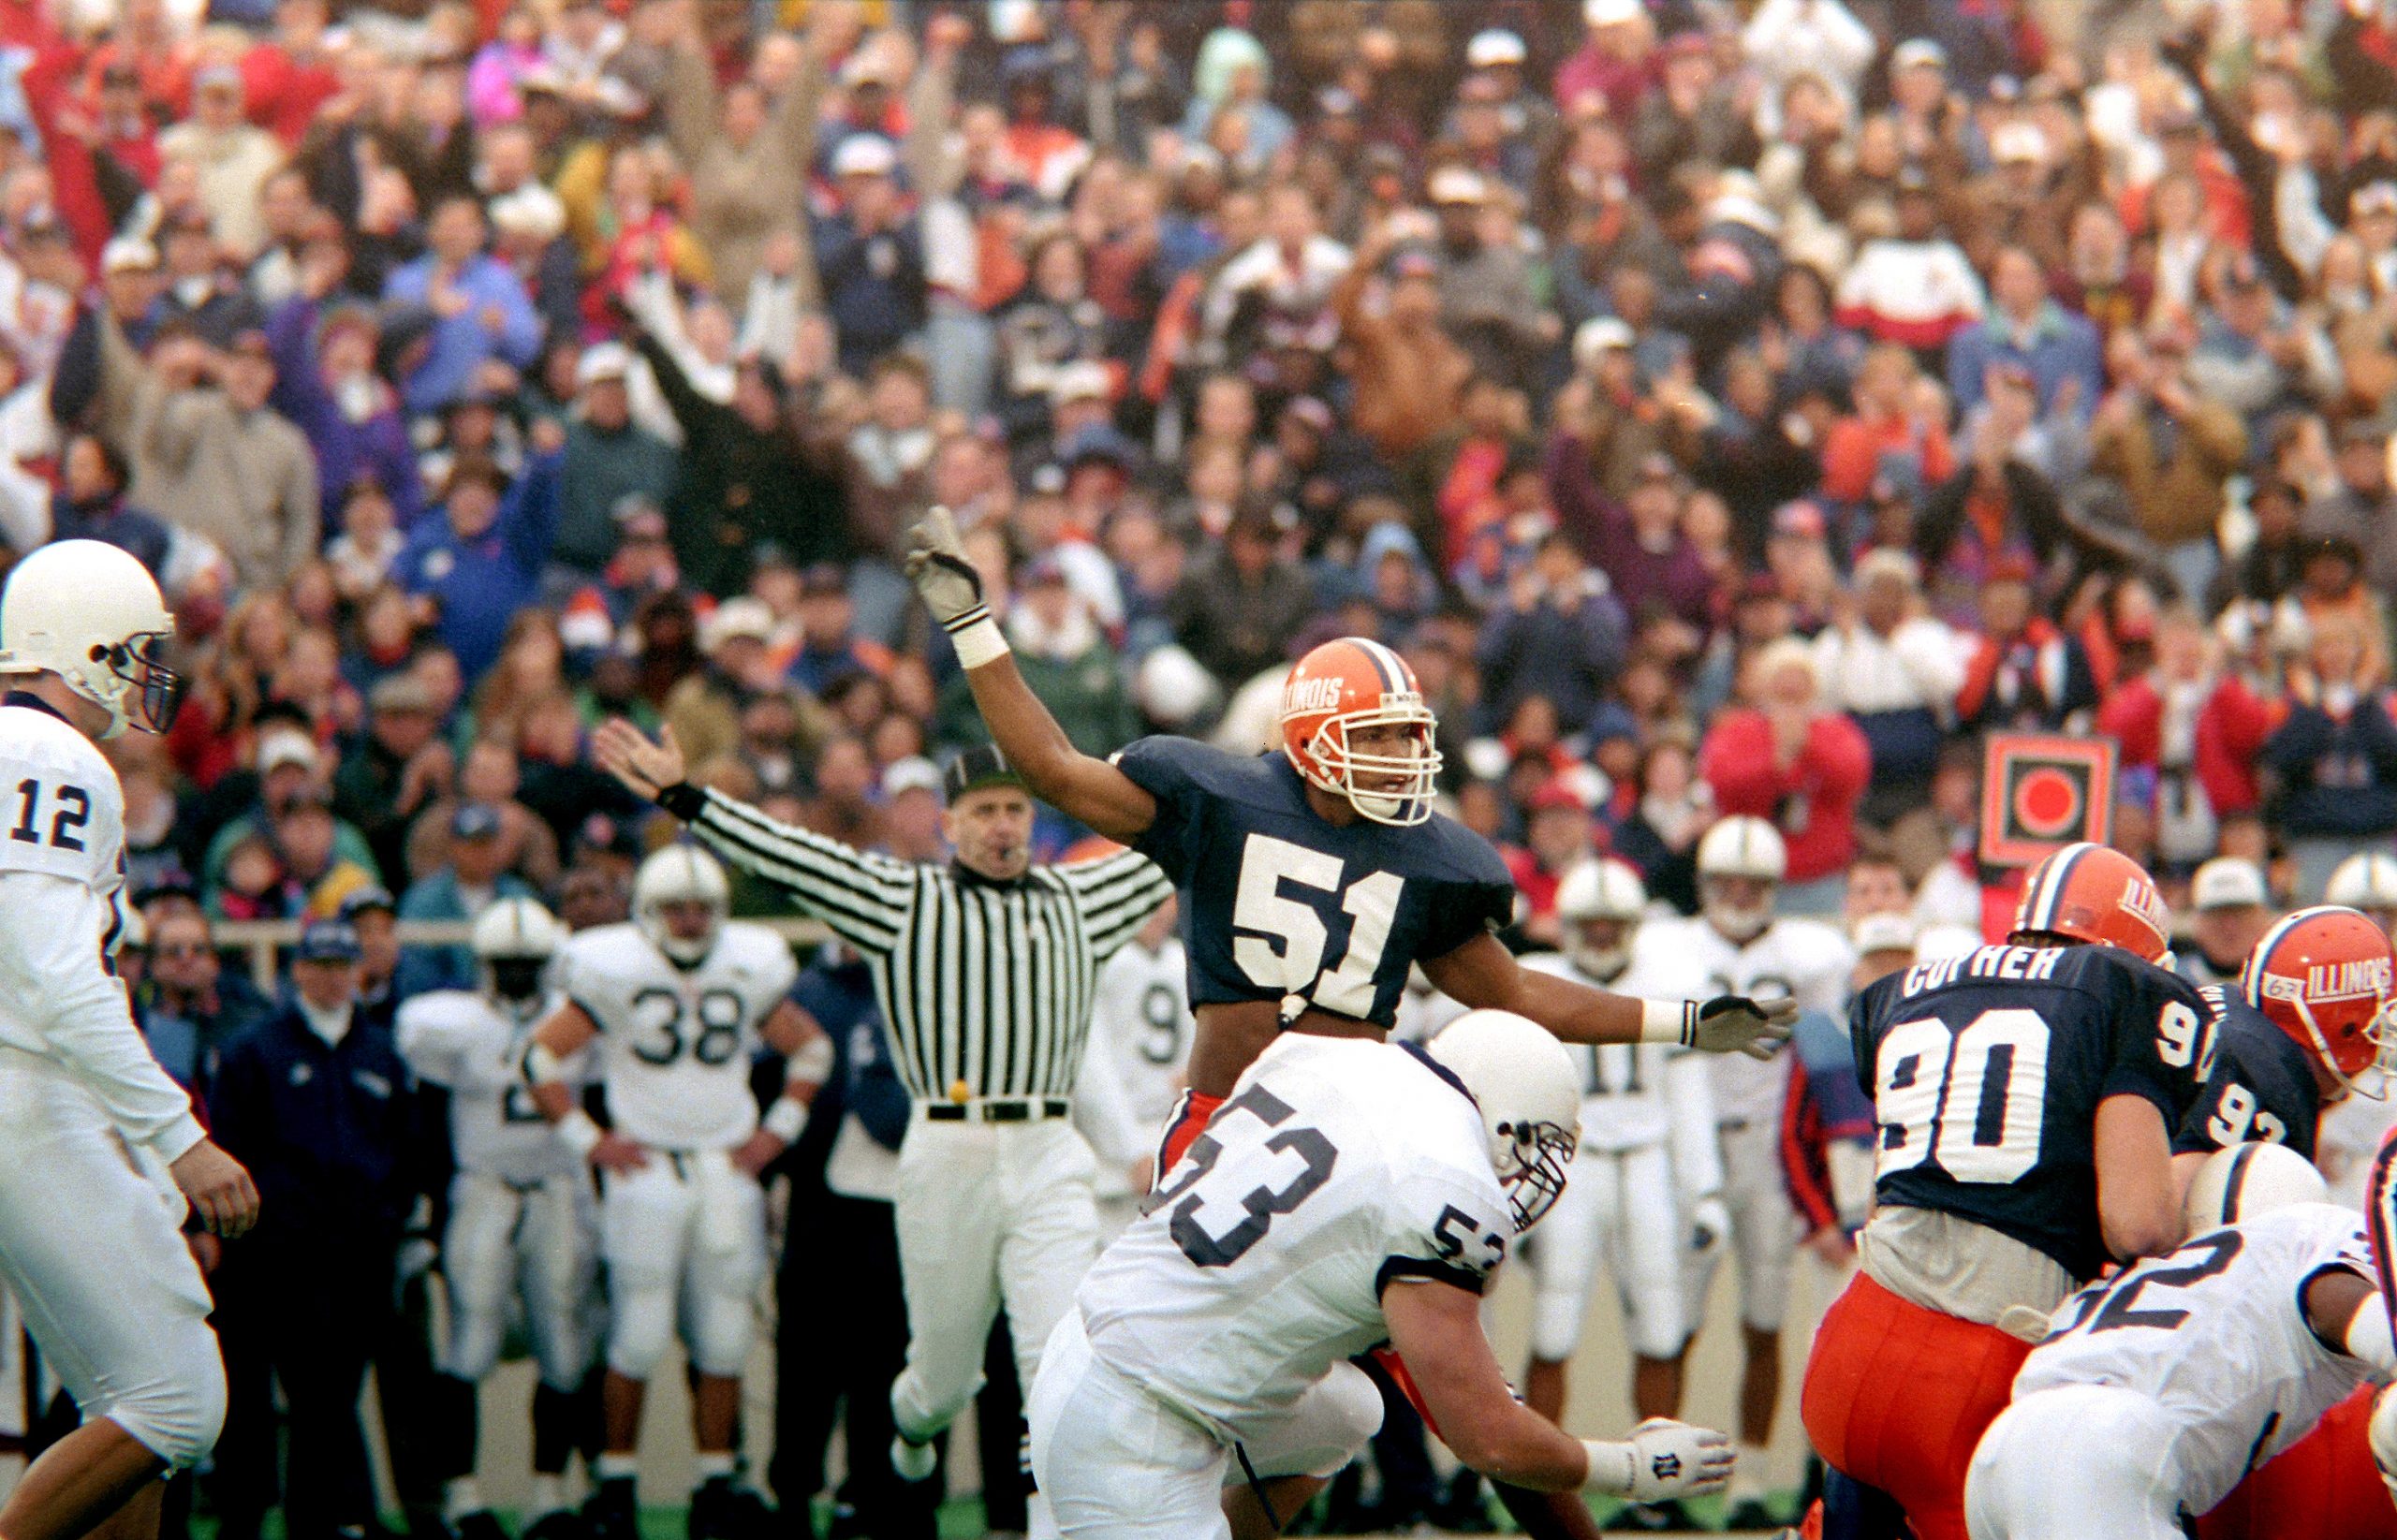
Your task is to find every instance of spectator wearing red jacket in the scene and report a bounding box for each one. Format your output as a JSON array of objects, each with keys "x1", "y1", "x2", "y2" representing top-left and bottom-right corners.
[
  {"x1": 2095, "y1": 606, "x2": 2279, "y2": 868},
  {"x1": 1698, "y1": 636, "x2": 1872, "y2": 902}
]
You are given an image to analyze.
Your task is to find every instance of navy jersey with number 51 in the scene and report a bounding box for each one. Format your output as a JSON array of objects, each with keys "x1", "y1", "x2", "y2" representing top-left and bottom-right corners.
[
  {"x1": 1851, "y1": 942, "x2": 2213, "y2": 1281},
  {"x1": 1113, "y1": 737, "x2": 1517, "y2": 1029}
]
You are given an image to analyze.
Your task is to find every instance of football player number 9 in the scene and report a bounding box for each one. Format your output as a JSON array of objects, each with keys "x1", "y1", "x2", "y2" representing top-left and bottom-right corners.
[{"x1": 1229, "y1": 834, "x2": 1405, "y2": 1019}]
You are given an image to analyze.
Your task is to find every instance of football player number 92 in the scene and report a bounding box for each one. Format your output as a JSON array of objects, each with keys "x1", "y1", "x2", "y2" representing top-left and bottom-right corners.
[
  {"x1": 1147, "y1": 1082, "x2": 1339, "y2": 1269},
  {"x1": 1230, "y1": 834, "x2": 1405, "y2": 1019}
]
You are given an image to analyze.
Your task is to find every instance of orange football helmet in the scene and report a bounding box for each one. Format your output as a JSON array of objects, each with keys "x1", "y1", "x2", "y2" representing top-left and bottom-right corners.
[
  {"x1": 2009, "y1": 842, "x2": 2173, "y2": 963},
  {"x1": 2246, "y1": 904, "x2": 2397, "y2": 1098},
  {"x1": 1279, "y1": 637, "x2": 1441, "y2": 826}
]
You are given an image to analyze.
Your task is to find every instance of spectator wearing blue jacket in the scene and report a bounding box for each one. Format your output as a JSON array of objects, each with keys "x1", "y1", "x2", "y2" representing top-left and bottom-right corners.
[
  {"x1": 814, "y1": 136, "x2": 926, "y2": 378},
  {"x1": 1475, "y1": 531, "x2": 1631, "y2": 737},
  {"x1": 392, "y1": 804, "x2": 535, "y2": 999},
  {"x1": 381, "y1": 197, "x2": 546, "y2": 414},
  {"x1": 397, "y1": 445, "x2": 563, "y2": 682},
  {"x1": 1944, "y1": 246, "x2": 2104, "y2": 424}
]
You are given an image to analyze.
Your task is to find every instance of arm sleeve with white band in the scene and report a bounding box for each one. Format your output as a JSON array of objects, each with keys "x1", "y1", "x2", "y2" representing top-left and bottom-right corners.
[{"x1": 0, "y1": 872, "x2": 203, "y2": 1162}]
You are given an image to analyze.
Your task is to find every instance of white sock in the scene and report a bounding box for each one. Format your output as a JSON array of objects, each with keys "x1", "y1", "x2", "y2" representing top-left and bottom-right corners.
[
  {"x1": 1730, "y1": 1442, "x2": 1772, "y2": 1501},
  {"x1": 692, "y1": 1452, "x2": 736, "y2": 1485},
  {"x1": 442, "y1": 1478, "x2": 486, "y2": 1521},
  {"x1": 525, "y1": 1474, "x2": 566, "y2": 1520},
  {"x1": 596, "y1": 1452, "x2": 641, "y2": 1484}
]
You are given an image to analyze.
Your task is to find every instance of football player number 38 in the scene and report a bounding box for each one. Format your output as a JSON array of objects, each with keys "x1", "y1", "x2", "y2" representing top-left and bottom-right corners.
[
  {"x1": 1230, "y1": 834, "x2": 1404, "y2": 1018},
  {"x1": 627, "y1": 987, "x2": 746, "y2": 1067}
]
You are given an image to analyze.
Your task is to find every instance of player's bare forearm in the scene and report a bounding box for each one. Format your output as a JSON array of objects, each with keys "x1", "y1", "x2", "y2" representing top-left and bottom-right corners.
[
  {"x1": 1423, "y1": 935, "x2": 1643, "y2": 1045},
  {"x1": 527, "y1": 1080, "x2": 574, "y2": 1122},
  {"x1": 960, "y1": 650, "x2": 1157, "y2": 841},
  {"x1": 2095, "y1": 1093, "x2": 2182, "y2": 1262},
  {"x1": 1384, "y1": 1280, "x2": 1590, "y2": 1491}
]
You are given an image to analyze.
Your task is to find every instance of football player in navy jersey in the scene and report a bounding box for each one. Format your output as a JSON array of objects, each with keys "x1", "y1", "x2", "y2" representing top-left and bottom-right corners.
[
  {"x1": 904, "y1": 509, "x2": 1793, "y2": 1143},
  {"x1": 2176, "y1": 906, "x2": 2397, "y2": 1178},
  {"x1": 1800, "y1": 842, "x2": 2212, "y2": 1540},
  {"x1": 906, "y1": 507, "x2": 1790, "y2": 1540}
]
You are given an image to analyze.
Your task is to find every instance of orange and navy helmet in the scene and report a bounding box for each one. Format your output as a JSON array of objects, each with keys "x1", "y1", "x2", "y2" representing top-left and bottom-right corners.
[
  {"x1": 2008, "y1": 842, "x2": 2172, "y2": 963},
  {"x1": 1279, "y1": 637, "x2": 1441, "y2": 827},
  {"x1": 2246, "y1": 904, "x2": 2397, "y2": 1098}
]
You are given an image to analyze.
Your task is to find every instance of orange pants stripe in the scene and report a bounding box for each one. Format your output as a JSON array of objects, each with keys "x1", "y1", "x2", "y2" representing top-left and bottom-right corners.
[{"x1": 1800, "y1": 1270, "x2": 2031, "y2": 1540}]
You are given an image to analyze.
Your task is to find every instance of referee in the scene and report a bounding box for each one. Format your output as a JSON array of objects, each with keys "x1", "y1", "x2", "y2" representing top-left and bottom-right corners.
[{"x1": 592, "y1": 720, "x2": 1172, "y2": 1519}]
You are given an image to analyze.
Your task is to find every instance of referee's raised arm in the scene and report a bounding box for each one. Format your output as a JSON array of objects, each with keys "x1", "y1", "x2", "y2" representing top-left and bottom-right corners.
[{"x1": 592, "y1": 719, "x2": 917, "y2": 955}]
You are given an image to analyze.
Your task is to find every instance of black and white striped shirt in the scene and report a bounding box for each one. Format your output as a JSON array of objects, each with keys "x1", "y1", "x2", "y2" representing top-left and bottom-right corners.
[{"x1": 669, "y1": 786, "x2": 1175, "y2": 1102}]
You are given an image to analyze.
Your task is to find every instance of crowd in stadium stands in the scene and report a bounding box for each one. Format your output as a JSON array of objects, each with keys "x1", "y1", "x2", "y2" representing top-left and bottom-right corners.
[{"x1": 15, "y1": 0, "x2": 2397, "y2": 1532}]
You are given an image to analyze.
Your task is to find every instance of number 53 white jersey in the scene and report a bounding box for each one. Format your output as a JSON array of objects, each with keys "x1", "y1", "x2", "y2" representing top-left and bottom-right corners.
[
  {"x1": 1076, "y1": 1033, "x2": 1513, "y2": 1437},
  {"x1": 558, "y1": 922, "x2": 797, "y2": 1151},
  {"x1": 2016, "y1": 1202, "x2": 2375, "y2": 1515}
]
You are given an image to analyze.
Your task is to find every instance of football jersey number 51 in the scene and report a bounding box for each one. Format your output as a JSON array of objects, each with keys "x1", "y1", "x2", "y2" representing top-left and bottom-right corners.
[{"x1": 1230, "y1": 834, "x2": 1404, "y2": 1019}]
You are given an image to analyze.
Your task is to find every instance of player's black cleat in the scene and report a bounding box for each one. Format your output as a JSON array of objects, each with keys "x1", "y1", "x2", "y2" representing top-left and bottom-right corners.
[
  {"x1": 520, "y1": 1511, "x2": 587, "y2": 1540},
  {"x1": 452, "y1": 1512, "x2": 510, "y2": 1540},
  {"x1": 582, "y1": 1477, "x2": 638, "y2": 1540},
  {"x1": 688, "y1": 1475, "x2": 776, "y2": 1540},
  {"x1": 1725, "y1": 1495, "x2": 1782, "y2": 1531}
]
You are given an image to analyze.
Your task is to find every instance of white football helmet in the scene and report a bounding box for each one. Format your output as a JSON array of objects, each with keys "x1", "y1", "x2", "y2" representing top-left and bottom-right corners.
[
  {"x1": 2329, "y1": 854, "x2": 2397, "y2": 917},
  {"x1": 2181, "y1": 1141, "x2": 2328, "y2": 1231},
  {"x1": 1697, "y1": 815, "x2": 1787, "y2": 943},
  {"x1": 634, "y1": 844, "x2": 730, "y2": 965},
  {"x1": 472, "y1": 896, "x2": 564, "y2": 1002},
  {"x1": 1425, "y1": 1009, "x2": 1581, "y2": 1233},
  {"x1": 1553, "y1": 858, "x2": 1647, "y2": 983},
  {"x1": 0, "y1": 539, "x2": 182, "y2": 738}
]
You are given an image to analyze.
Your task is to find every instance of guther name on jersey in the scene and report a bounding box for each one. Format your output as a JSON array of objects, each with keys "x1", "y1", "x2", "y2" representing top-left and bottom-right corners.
[{"x1": 1900, "y1": 945, "x2": 2068, "y2": 997}]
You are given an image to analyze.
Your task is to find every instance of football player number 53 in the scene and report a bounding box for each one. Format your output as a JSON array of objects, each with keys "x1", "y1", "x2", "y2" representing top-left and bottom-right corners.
[
  {"x1": 1147, "y1": 1082, "x2": 1339, "y2": 1268},
  {"x1": 1230, "y1": 834, "x2": 1404, "y2": 1018}
]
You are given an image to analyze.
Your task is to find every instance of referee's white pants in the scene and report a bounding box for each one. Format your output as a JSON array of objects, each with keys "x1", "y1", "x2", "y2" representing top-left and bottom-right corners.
[
  {"x1": 889, "y1": 1114, "x2": 1100, "y2": 1443},
  {"x1": 0, "y1": 1049, "x2": 225, "y2": 1467},
  {"x1": 1964, "y1": 1386, "x2": 2187, "y2": 1540},
  {"x1": 1028, "y1": 1308, "x2": 1381, "y2": 1539},
  {"x1": 1525, "y1": 1142, "x2": 1687, "y2": 1362}
]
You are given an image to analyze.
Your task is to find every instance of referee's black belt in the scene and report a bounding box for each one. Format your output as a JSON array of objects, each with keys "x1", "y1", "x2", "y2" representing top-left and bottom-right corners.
[{"x1": 924, "y1": 1097, "x2": 1071, "y2": 1122}]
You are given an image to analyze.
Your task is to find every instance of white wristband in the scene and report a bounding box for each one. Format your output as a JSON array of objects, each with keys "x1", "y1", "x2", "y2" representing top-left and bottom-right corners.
[
  {"x1": 555, "y1": 1108, "x2": 603, "y2": 1159},
  {"x1": 762, "y1": 1097, "x2": 809, "y2": 1144},
  {"x1": 787, "y1": 1034, "x2": 834, "y2": 1088},
  {"x1": 949, "y1": 613, "x2": 1009, "y2": 669},
  {"x1": 2348, "y1": 1299, "x2": 2397, "y2": 1376},
  {"x1": 1639, "y1": 998, "x2": 1696, "y2": 1047},
  {"x1": 1580, "y1": 1439, "x2": 1637, "y2": 1495},
  {"x1": 523, "y1": 1041, "x2": 567, "y2": 1085}
]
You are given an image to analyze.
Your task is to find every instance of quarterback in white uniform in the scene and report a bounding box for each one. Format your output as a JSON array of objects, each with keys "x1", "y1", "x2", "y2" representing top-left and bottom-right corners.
[
  {"x1": 0, "y1": 541, "x2": 257, "y2": 1540},
  {"x1": 1029, "y1": 1012, "x2": 1736, "y2": 1539},
  {"x1": 1637, "y1": 816, "x2": 1853, "y2": 1518},
  {"x1": 397, "y1": 898, "x2": 597, "y2": 1540},
  {"x1": 1967, "y1": 1151, "x2": 2394, "y2": 1540},
  {"x1": 524, "y1": 846, "x2": 831, "y2": 1540},
  {"x1": 1075, "y1": 898, "x2": 1195, "y2": 1240},
  {"x1": 1516, "y1": 859, "x2": 1722, "y2": 1432}
]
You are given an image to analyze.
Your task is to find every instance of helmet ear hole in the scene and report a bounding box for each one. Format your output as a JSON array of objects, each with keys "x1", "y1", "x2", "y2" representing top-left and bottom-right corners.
[{"x1": 87, "y1": 644, "x2": 107, "y2": 663}]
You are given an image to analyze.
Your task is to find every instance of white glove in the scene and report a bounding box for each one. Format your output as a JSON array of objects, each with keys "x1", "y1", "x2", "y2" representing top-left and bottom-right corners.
[
  {"x1": 903, "y1": 506, "x2": 987, "y2": 631},
  {"x1": 1692, "y1": 993, "x2": 1799, "y2": 1059},
  {"x1": 2370, "y1": 1384, "x2": 2397, "y2": 1503},
  {"x1": 1582, "y1": 1419, "x2": 1735, "y2": 1502},
  {"x1": 1689, "y1": 1195, "x2": 1731, "y2": 1256}
]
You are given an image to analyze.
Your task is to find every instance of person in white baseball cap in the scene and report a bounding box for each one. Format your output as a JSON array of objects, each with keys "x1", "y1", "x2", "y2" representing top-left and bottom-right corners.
[{"x1": 2182, "y1": 857, "x2": 2274, "y2": 988}]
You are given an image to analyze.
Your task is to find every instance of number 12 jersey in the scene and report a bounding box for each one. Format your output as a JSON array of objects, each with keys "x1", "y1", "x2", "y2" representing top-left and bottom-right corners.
[{"x1": 1852, "y1": 942, "x2": 2212, "y2": 1282}]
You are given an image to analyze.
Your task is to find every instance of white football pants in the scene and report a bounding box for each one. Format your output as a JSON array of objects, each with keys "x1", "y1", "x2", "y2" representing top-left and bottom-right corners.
[
  {"x1": 1685, "y1": 1118, "x2": 1801, "y2": 1332},
  {"x1": 441, "y1": 1169, "x2": 598, "y2": 1388},
  {"x1": 888, "y1": 1113, "x2": 1101, "y2": 1443},
  {"x1": 1525, "y1": 1141, "x2": 1688, "y2": 1360},
  {"x1": 1965, "y1": 1385, "x2": 2187, "y2": 1540},
  {"x1": 1028, "y1": 1308, "x2": 1382, "y2": 1540},
  {"x1": 0, "y1": 1050, "x2": 224, "y2": 1467},
  {"x1": 598, "y1": 1150, "x2": 766, "y2": 1380}
]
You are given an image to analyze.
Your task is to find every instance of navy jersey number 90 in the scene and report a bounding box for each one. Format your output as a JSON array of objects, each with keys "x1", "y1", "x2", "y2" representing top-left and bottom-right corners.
[
  {"x1": 1852, "y1": 943, "x2": 2212, "y2": 1282},
  {"x1": 1113, "y1": 737, "x2": 1516, "y2": 1029}
]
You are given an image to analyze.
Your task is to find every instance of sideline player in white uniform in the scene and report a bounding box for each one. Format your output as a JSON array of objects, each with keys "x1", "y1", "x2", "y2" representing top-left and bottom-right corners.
[
  {"x1": 522, "y1": 846, "x2": 831, "y2": 1540},
  {"x1": 1028, "y1": 1010, "x2": 1737, "y2": 1538},
  {"x1": 1076, "y1": 896, "x2": 1195, "y2": 1240},
  {"x1": 1516, "y1": 858, "x2": 1723, "y2": 1430},
  {"x1": 1966, "y1": 1151, "x2": 2395, "y2": 1540},
  {"x1": 397, "y1": 898, "x2": 598, "y2": 1540},
  {"x1": 1640, "y1": 816, "x2": 1852, "y2": 1516},
  {"x1": 0, "y1": 540, "x2": 258, "y2": 1540}
]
